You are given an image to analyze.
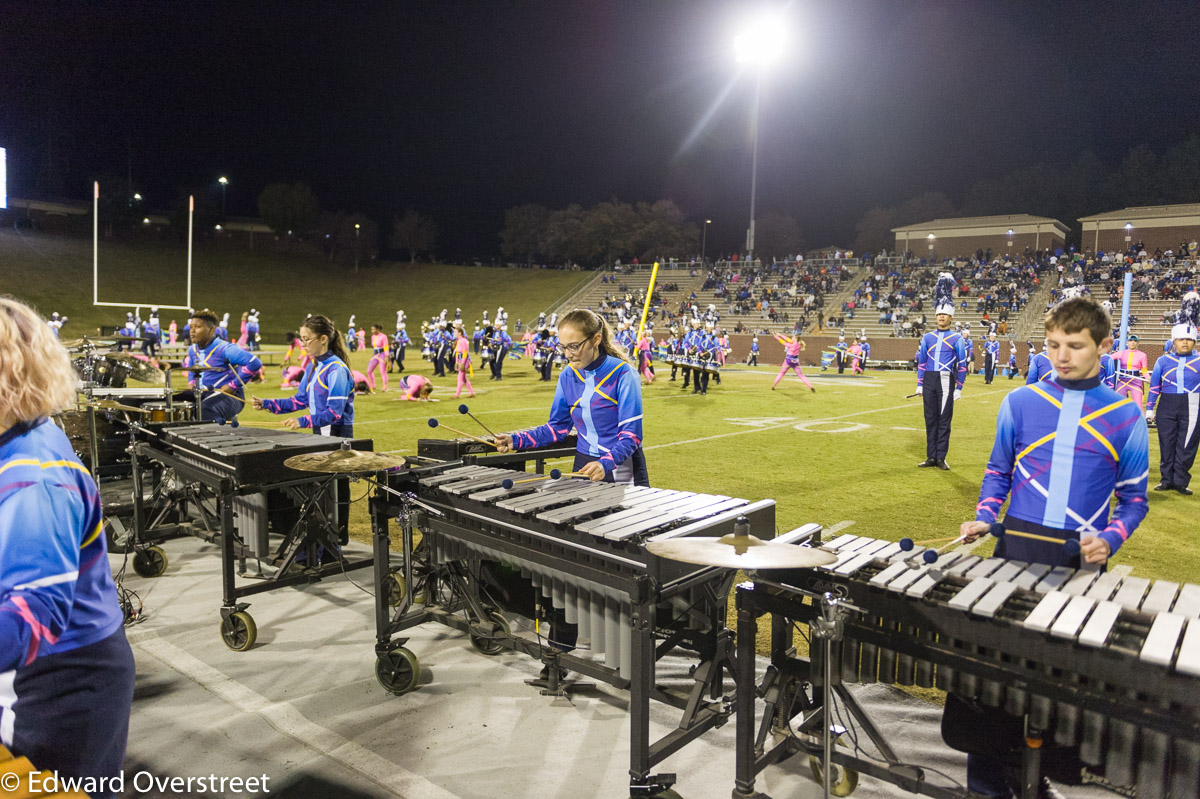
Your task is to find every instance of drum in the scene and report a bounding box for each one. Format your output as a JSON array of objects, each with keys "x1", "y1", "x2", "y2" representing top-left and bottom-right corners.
[
  {"x1": 553, "y1": 353, "x2": 568, "y2": 368},
  {"x1": 532, "y1": 353, "x2": 546, "y2": 368},
  {"x1": 480, "y1": 347, "x2": 493, "y2": 366},
  {"x1": 53, "y1": 409, "x2": 130, "y2": 470},
  {"x1": 421, "y1": 344, "x2": 433, "y2": 361},
  {"x1": 94, "y1": 356, "x2": 131, "y2": 388}
]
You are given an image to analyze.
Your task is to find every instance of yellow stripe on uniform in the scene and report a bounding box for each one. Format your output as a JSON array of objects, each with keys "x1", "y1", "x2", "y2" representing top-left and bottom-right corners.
[{"x1": 81, "y1": 520, "x2": 104, "y2": 549}]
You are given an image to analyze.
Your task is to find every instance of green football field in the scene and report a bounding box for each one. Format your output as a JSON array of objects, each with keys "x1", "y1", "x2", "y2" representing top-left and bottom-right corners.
[{"x1": 236, "y1": 354, "x2": 1198, "y2": 587}]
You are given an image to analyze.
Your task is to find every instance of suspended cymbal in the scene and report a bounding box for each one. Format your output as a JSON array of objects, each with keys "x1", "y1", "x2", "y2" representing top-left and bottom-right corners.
[
  {"x1": 283, "y1": 449, "x2": 407, "y2": 474},
  {"x1": 647, "y1": 534, "x2": 837, "y2": 570},
  {"x1": 111, "y1": 334, "x2": 153, "y2": 342},
  {"x1": 62, "y1": 336, "x2": 117, "y2": 351},
  {"x1": 105, "y1": 354, "x2": 167, "y2": 384},
  {"x1": 87, "y1": 398, "x2": 149, "y2": 414}
]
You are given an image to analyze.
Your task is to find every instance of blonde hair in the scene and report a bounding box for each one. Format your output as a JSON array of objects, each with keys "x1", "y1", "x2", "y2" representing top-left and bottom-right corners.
[
  {"x1": 0, "y1": 297, "x2": 78, "y2": 426},
  {"x1": 559, "y1": 308, "x2": 629, "y2": 362}
]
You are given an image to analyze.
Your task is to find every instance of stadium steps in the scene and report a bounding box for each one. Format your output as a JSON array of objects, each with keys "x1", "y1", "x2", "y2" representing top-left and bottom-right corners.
[{"x1": 706, "y1": 260, "x2": 865, "y2": 336}]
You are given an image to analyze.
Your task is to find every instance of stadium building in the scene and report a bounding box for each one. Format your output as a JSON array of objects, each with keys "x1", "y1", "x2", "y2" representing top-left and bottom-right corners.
[
  {"x1": 892, "y1": 214, "x2": 1069, "y2": 261},
  {"x1": 1078, "y1": 203, "x2": 1200, "y2": 254}
]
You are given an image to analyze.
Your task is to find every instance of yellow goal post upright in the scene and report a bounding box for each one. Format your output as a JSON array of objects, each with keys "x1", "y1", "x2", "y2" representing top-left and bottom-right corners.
[{"x1": 92, "y1": 181, "x2": 194, "y2": 315}]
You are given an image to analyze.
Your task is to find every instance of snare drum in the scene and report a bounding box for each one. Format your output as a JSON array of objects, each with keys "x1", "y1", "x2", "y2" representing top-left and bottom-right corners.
[
  {"x1": 54, "y1": 409, "x2": 130, "y2": 470},
  {"x1": 140, "y1": 402, "x2": 192, "y2": 423}
]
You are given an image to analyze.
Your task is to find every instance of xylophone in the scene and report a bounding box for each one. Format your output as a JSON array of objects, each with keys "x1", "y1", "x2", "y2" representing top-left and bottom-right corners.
[
  {"x1": 129, "y1": 422, "x2": 376, "y2": 650},
  {"x1": 733, "y1": 529, "x2": 1200, "y2": 799},
  {"x1": 370, "y1": 457, "x2": 776, "y2": 799}
]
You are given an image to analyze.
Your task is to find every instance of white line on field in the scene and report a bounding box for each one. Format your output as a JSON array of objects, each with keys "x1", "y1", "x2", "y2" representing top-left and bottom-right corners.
[
  {"x1": 135, "y1": 637, "x2": 451, "y2": 799},
  {"x1": 824, "y1": 520, "x2": 856, "y2": 535}
]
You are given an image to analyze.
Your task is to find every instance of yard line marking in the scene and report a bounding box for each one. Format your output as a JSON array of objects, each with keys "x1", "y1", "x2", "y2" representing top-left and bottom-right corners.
[
  {"x1": 136, "y1": 637, "x2": 455, "y2": 799},
  {"x1": 891, "y1": 427, "x2": 922, "y2": 431},
  {"x1": 824, "y1": 520, "x2": 856, "y2": 535}
]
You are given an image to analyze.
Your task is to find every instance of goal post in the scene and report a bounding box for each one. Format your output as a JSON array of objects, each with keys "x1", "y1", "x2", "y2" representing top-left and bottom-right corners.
[{"x1": 92, "y1": 181, "x2": 194, "y2": 310}]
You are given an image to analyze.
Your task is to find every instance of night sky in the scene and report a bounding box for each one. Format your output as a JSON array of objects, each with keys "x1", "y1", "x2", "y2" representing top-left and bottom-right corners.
[{"x1": 4, "y1": 1, "x2": 1200, "y2": 257}]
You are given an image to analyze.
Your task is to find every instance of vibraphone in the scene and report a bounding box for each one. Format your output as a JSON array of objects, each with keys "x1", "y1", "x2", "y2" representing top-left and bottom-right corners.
[
  {"x1": 129, "y1": 422, "x2": 375, "y2": 650},
  {"x1": 370, "y1": 455, "x2": 776, "y2": 799},
  {"x1": 733, "y1": 529, "x2": 1200, "y2": 799}
]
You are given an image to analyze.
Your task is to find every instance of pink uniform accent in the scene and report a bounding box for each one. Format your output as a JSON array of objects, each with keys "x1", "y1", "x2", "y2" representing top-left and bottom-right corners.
[
  {"x1": 281, "y1": 366, "x2": 304, "y2": 388},
  {"x1": 849, "y1": 343, "x2": 863, "y2": 374},
  {"x1": 168, "y1": 321, "x2": 178, "y2": 345},
  {"x1": 637, "y1": 337, "x2": 654, "y2": 383},
  {"x1": 401, "y1": 374, "x2": 431, "y2": 400},
  {"x1": 1113, "y1": 348, "x2": 1148, "y2": 406},
  {"x1": 367, "y1": 332, "x2": 390, "y2": 392},
  {"x1": 352, "y1": 369, "x2": 370, "y2": 394},
  {"x1": 454, "y1": 335, "x2": 473, "y2": 397},
  {"x1": 237, "y1": 319, "x2": 249, "y2": 346},
  {"x1": 773, "y1": 337, "x2": 813, "y2": 389}
]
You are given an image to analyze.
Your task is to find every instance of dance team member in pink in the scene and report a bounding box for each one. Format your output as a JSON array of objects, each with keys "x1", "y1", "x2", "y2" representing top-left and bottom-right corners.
[
  {"x1": 771, "y1": 332, "x2": 815, "y2": 392},
  {"x1": 395, "y1": 374, "x2": 435, "y2": 401},
  {"x1": 366, "y1": 324, "x2": 390, "y2": 393},
  {"x1": 453, "y1": 323, "x2": 474, "y2": 398}
]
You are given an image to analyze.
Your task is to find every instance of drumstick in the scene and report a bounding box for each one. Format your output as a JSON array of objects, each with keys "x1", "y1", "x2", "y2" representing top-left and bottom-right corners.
[
  {"x1": 426, "y1": 418, "x2": 498, "y2": 448},
  {"x1": 202, "y1": 388, "x2": 248, "y2": 405},
  {"x1": 458, "y1": 403, "x2": 497, "y2": 437}
]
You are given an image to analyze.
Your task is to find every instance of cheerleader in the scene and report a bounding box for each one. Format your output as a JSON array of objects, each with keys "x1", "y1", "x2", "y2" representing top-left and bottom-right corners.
[
  {"x1": 772, "y1": 332, "x2": 815, "y2": 392},
  {"x1": 637, "y1": 331, "x2": 655, "y2": 383},
  {"x1": 237, "y1": 312, "x2": 249, "y2": 346},
  {"x1": 453, "y1": 322, "x2": 474, "y2": 398},
  {"x1": 366, "y1": 324, "x2": 390, "y2": 393}
]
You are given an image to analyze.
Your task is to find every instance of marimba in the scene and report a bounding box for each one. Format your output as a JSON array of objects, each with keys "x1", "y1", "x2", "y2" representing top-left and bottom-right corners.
[
  {"x1": 370, "y1": 456, "x2": 776, "y2": 799},
  {"x1": 129, "y1": 422, "x2": 376, "y2": 650},
  {"x1": 733, "y1": 529, "x2": 1200, "y2": 799}
]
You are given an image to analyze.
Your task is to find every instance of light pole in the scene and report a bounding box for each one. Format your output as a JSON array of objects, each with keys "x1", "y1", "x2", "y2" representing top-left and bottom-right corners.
[
  {"x1": 735, "y1": 14, "x2": 785, "y2": 265},
  {"x1": 355, "y1": 223, "x2": 361, "y2": 272},
  {"x1": 218, "y1": 176, "x2": 228, "y2": 218},
  {"x1": 1007, "y1": 228, "x2": 1014, "y2": 253},
  {"x1": 928, "y1": 234, "x2": 935, "y2": 263},
  {"x1": 1125, "y1": 222, "x2": 1133, "y2": 253},
  {"x1": 702, "y1": 219, "x2": 712, "y2": 265}
]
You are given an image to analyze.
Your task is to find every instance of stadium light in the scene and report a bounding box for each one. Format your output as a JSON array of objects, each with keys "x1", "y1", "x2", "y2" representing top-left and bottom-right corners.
[
  {"x1": 927, "y1": 234, "x2": 936, "y2": 261},
  {"x1": 734, "y1": 10, "x2": 788, "y2": 265},
  {"x1": 133, "y1": 193, "x2": 142, "y2": 201},
  {"x1": 218, "y1": 176, "x2": 229, "y2": 217},
  {"x1": 1124, "y1": 222, "x2": 1133, "y2": 248},
  {"x1": 1007, "y1": 228, "x2": 1014, "y2": 250},
  {"x1": 702, "y1": 219, "x2": 712, "y2": 265}
]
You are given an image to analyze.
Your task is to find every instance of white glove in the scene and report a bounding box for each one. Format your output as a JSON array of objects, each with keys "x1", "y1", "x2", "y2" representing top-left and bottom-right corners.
[
  {"x1": 953, "y1": 389, "x2": 962, "y2": 401},
  {"x1": 915, "y1": 386, "x2": 922, "y2": 394},
  {"x1": 1146, "y1": 409, "x2": 1155, "y2": 422}
]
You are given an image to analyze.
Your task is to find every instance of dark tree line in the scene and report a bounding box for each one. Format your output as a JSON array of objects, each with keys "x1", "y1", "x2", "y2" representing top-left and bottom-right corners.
[{"x1": 853, "y1": 135, "x2": 1200, "y2": 254}]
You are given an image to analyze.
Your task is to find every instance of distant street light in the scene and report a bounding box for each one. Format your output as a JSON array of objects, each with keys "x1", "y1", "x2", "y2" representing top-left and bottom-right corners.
[
  {"x1": 218, "y1": 176, "x2": 229, "y2": 217},
  {"x1": 133, "y1": 193, "x2": 142, "y2": 202},
  {"x1": 355, "y1": 223, "x2": 362, "y2": 272},
  {"x1": 734, "y1": 11, "x2": 787, "y2": 265},
  {"x1": 1007, "y1": 228, "x2": 1014, "y2": 250},
  {"x1": 1125, "y1": 222, "x2": 1133, "y2": 250},
  {"x1": 928, "y1": 233, "x2": 936, "y2": 261},
  {"x1": 702, "y1": 219, "x2": 712, "y2": 265}
]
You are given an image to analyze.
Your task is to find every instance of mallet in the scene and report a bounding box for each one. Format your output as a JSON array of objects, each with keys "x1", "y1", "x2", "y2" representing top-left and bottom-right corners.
[
  {"x1": 458, "y1": 403, "x2": 497, "y2": 437},
  {"x1": 501, "y1": 469, "x2": 564, "y2": 490},
  {"x1": 427, "y1": 418, "x2": 498, "y2": 448}
]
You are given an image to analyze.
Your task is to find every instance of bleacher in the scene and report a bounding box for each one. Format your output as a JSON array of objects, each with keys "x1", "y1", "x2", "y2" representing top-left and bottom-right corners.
[
  {"x1": 699, "y1": 258, "x2": 863, "y2": 336},
  {"x1": 548, "y1": 264, "x2": 709, "y2": 328}
]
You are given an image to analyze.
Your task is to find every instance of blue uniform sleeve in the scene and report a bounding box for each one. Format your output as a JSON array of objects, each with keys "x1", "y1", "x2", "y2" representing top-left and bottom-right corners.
[
  {"x1": 598, "y1": 363, "x2": 643, "y2": 473},
  {"x1": 1100, "y1": 415, "x2": 1149, "y2": 556},
  {"x1": 512, "y1": 374, "x2": 574, "y2": 450},
  {"x1": 263, "y1": 369, "x2": 311, "y2": 414},
  {"x1": 1146, "y1": 358, "x2": 1165, "y2": 411},
  {"x1": 1025, "y1": 355, "x2": 1040, "y2": 385},
  {"x1": 915, "y1": 335, "x2": 927, "y2": 387},
  {"x1": 303, "y1": 362, "x2": 353, "y2": 429},
  {"x1": 0, "y1": 484, "x2": 87, "y2": 672},
  {"x1": 975, "y1": 393, "x2": 1016, "y2": 524},
  {"x1": 955, "y1": 337, "x2": 968, "y2": 391}
]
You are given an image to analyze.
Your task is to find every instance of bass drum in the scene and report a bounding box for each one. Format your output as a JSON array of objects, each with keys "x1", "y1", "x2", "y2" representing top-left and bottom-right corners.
[
  {"x1": 53, "y1": 410, "x2": 130, "y2": 470},
  {"x1": 139, "y1": 402, "x2": 193, "y2": 423}
]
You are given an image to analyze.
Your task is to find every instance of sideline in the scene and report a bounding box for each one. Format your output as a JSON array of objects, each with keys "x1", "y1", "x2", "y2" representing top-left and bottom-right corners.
[{"x1": 135, "y1": 636, "x2": 455, "y2": 799}]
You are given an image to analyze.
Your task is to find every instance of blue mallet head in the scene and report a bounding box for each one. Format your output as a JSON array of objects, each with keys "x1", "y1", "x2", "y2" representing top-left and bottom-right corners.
[
  {"x1": 501, "y1": 478, "x2": 514, "y2": 490},
  {"x1": 549, "y1": 468, "x2": 562, "y2": 479},
  {"x1": 458, "y1": 404, "x2": 469, "y2": 414},
  {"x1": 922, "y1": 549, "x2": 939, "y2": 564},
  {"x1": 899, "y1": 537, "x2": 914, "y2": 551},
  {"x1": 990, "y1": 525, "x2": 1005, "y2": 538},
  {"x1": 1063, "y1": 538, "x2": 1081, "y2": 558},
  {"x1": 427, "y1": 418, "x2": 439, "y2": 428}
]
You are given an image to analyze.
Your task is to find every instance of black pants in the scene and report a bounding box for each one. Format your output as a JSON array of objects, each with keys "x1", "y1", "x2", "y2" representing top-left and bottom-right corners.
[
  {"x1": 748, "y1": 353, "x2": 757, "y2": 366},
  {"x1": 491, "y1": 346, "x2": 508, "y2": 378},
  {"x1": 984, "y1": 353, "x2": 996, "y2": 384},
  {"x1": 538, "y1": 357, "x2": 552, "y2": 381},
  {"x1": 681, "y1": 365, "x2": 692, "y2": 388},
  {"x1": 922, "y1": 372, "x2": 955, "y2": 461},
  {"x1": 434, "y1": 345, "x2": 448, "y2": 376},
  {"x1": 1157, "y1": 392, "x2": 1200, "y2": 488},
  {"x1": 693, "y1": 369, "x2": 710, "y2": 393},
  {"x1": 837, "y1": 353, "x2": 846, "y2": 373},
  {"x1": 10, "y1": 628, "x2": 135, "y2": 799}
]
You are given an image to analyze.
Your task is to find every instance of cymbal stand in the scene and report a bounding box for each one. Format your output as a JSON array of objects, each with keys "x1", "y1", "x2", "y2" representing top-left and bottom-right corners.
[
  {"x1": 357, "y1": 473, "x2": 444, "y2": 616},
  {"x1": 808, "y1": 592, "x2": 865, "y2": 799}
]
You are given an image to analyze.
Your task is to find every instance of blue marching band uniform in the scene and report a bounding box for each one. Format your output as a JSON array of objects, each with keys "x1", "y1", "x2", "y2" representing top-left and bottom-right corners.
[
  {"x1": 1025, "y1": 347, "x2": 1054, "y2": 384},
  {"x1": 915, "y1": 328, "x2": 968, "y2": 467},
  {"x1": 1, "y1": 420, "x2": 136, "y2": 793},
  {"x1": 1146, "y1": 295, "x2": 1200, "y2": 494},
  {"x1": 391, "y1": 326, "x2": 410, "y2": 372},
  {"x1": 184, "y1": 337, "x2": 263, "y2": 425},
  {"x1": 983, "y1": 336, "x2": 999, "y2": 384}
]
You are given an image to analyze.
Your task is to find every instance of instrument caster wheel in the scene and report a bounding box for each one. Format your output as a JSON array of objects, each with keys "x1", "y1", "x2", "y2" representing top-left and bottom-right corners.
[
  {"x1": 385, "y1": 572, "x2": 406, "y2": 607},
  {"x1": 809, "y1": 737, "x2": 858, "y2": 796},
  {"x1": 132, "y1": 546, "x2": 169, "y2": 578},
  {"x1": 376, "y1": 646, "x2": 421, "y2": 694},
  {"x1": 220, "y1": 611, "x2": 257, "y2": 652},
  {"x1": 468, "y1": 610, "x2": 510, "y2": 656}
]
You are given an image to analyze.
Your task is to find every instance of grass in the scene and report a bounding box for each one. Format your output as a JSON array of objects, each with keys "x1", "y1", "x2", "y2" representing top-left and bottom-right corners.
[{"x1": 0, "y1": 228, "x2": 592, "y2": 340}]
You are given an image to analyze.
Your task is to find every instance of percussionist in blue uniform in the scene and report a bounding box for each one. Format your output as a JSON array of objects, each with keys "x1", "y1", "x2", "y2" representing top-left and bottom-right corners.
[
  {"x1": 0, "y1": 297, "x2": 135, "y2": 798},
  {"x1": 945, "y1": 295, "x2": 1149, "y2": 798},
  {"x1": 183, "y1": 308, "x2": 262, "y2": 425}
]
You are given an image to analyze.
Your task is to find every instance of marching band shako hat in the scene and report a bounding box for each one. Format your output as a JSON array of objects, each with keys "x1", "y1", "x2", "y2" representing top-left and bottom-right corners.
[
  {"x1": 1171, "y1": 290, "x2": 1200, "y2": 341},
  {"x1": 935, "y1": 272, "x2": 957, "y2": 316}
]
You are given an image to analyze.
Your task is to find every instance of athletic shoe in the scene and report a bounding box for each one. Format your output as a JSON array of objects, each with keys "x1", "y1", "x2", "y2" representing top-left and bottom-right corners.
[
  {"x1": 1178, "y1": 487, "x2": 1194, "y2": 496},
  {"x1": 937, "y1": 460, "x2": 950, "y2": 470},
  {"x1": 917, "y1": 459, "x2": 937, "y2": 468},
  {"x1": 1154, "y1": 483, "x2": 1174, "y2": 491}
]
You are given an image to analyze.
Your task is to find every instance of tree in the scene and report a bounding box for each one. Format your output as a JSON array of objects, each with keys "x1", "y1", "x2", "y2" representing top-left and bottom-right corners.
[
  {"x1": 631, "y1": 200, "x2": 696, "y2": 263},
  {"x1": 580, "y1": 201, "x2": 636, "y2": 267},
  {"x1": 853, "y1": 206, "x2": 896, "y2": 254},
  {"x1": 499, "y1": 203, "x2": 549, "y2": 266},
  {"x1": 319, "y1": 211, "x2": 378, "y2": 273},
  {"x1": 390, "y1": 209, "x2": 437, "y2": 263},
  {"x1": 257, "y1": 182, "x2": 319, "y2": 239},
  {"x1": 541, "y1": 204, "x2": 587, "y2": 264},
  {"x1": 1109, "y1": 144, "x2": 1160, "y2": 208},
  {"x1": 895, "y1": 191, "x2": 956, "y2": 227},
  {"x1": 753, "y1": 212, "x2": 806, "y2": 261}
]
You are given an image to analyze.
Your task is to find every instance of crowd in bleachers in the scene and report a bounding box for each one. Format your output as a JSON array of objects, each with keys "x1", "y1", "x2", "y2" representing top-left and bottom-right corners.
[
  {"x1": 848, "y1": 252, "x2": 1051, "y2": 337},
  {"x1": 1055, "y1": 242, "x2": 1199, "y2": 306},
  {"x1": 700, "y1": 259, "x2": 855, "y2": 333}
]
